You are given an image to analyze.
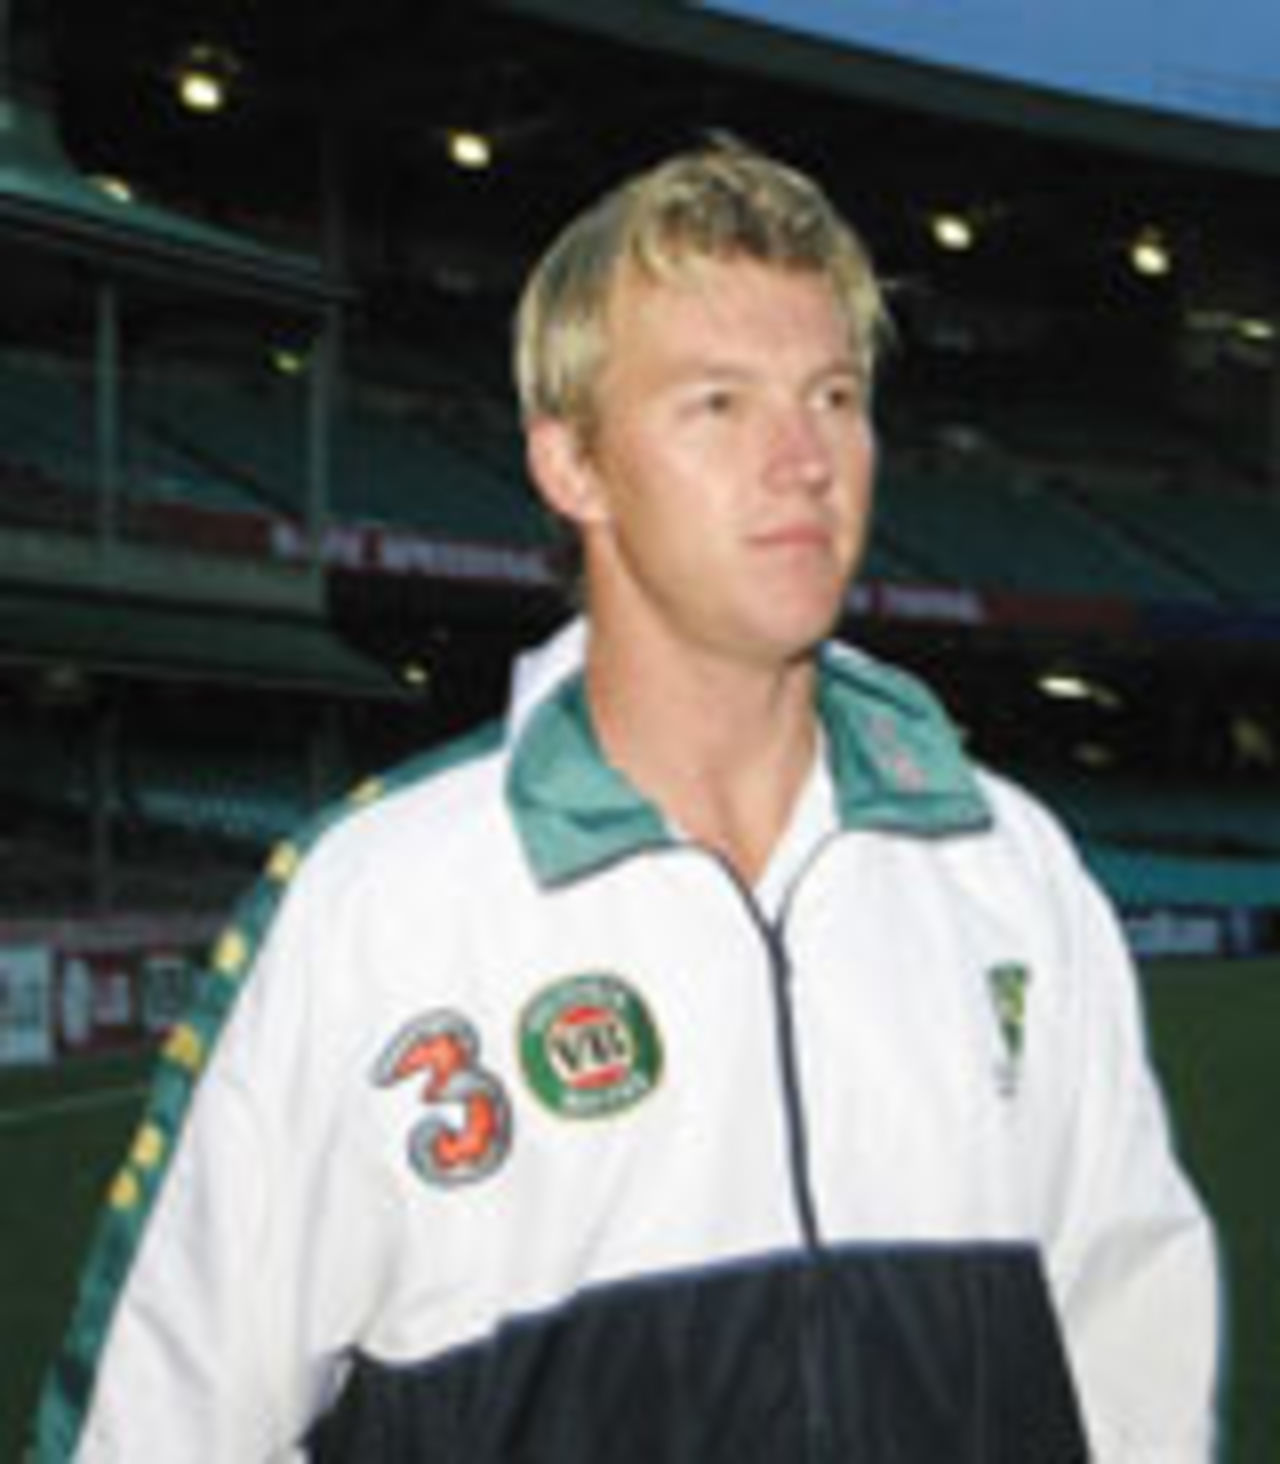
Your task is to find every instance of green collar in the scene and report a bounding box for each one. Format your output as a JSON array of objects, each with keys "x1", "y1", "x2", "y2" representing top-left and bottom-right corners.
[{"x1": 506, "y1": 644, "x2": 991, "y2": 888}]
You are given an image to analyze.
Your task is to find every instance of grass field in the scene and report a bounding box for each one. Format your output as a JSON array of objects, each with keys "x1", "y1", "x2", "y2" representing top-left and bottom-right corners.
[
  {"x1": 1, "y1": 956, "x2": 1276, "y2": 1460},
  {"x1": 1143, "y1": 956, "x2": 1280, "y2": 1463}
]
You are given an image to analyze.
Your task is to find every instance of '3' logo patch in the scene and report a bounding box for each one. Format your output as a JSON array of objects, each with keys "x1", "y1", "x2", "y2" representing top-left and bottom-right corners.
[{"x1": 374, "y1": 1012, "x2": 512, "y2": 1186}]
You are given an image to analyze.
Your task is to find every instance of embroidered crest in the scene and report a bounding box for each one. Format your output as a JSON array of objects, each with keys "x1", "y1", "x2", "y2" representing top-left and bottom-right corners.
[
  {"x1": 519, "y1": 974, "x2": 663, "y2": 1119},
  {"x1": 988, "y1": 962, "x2": 1031, "y2": 1098},
  {"x1": 374, "y1": 1011, "x2": 512, "y2": 1186}
]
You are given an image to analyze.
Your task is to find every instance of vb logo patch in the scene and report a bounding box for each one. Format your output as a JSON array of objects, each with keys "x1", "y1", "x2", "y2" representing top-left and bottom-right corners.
[
  {"x1": 374, "y1": 1011, "x2": 512, "y2": 1186},
  {"x1": 519, "y1": 974, "x2": 663, "y2": 1119},
  {"x1": 987, "y1": 962, "x2": 1031, "y2": 1098}
]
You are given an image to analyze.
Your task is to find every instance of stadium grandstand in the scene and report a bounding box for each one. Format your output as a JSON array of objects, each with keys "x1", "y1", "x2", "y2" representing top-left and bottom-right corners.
[{"x1": 1, "y1": 0, "x2": 1278, "y2": 1456}]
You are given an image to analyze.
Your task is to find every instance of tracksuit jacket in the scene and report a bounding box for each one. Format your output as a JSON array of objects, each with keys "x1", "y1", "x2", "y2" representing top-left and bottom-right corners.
[{"x1": 37, "y1": 620, "x2": 1219, "y2": 1462}]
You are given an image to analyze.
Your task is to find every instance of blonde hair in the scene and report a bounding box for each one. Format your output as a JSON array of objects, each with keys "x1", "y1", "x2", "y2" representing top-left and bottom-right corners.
[{"x1": 514, "y1": 139, "x2": 889, "y2": 434}]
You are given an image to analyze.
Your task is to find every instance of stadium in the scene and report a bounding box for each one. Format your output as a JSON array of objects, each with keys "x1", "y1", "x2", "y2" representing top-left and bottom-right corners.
[{"x1": 0, "y1": 0, "x2": 1277, "y2": 1456}]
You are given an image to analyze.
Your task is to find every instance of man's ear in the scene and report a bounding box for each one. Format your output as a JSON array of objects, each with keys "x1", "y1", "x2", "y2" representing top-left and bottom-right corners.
[{"x1": 525, "y1": 417, "x2": 610, "y2": 529}]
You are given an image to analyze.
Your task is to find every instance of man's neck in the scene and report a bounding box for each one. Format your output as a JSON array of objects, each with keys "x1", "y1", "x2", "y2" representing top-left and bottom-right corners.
[{"x1": 584, "y1": 622, "x2": 821, "y2": 886}]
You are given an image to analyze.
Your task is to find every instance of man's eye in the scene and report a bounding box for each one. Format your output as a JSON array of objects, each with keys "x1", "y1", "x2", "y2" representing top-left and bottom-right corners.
[
  {"x1": 816, "y1": 379, "x2": 862, "y2": 412},
  {"x1": 700, "y1": 388, "x2": 737, "y2": 416}
]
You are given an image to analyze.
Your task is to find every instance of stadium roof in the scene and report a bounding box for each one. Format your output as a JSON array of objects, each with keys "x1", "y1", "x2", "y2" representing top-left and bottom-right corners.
[
  {"x1": 0, "y1": 91, "x2": 341, "y2": 304},
  {"x1": 38, "y1": 0, "x2": 1280, "y2": 298}
]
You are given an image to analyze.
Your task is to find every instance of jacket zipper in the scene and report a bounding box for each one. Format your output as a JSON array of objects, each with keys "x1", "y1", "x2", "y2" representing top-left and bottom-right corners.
[
  {"x1": 760, "y1": 915, "x2": 834, "y2": 1464},
  {"x1": 715, "y1": 855, "x2": 835, "y2": 1462}
]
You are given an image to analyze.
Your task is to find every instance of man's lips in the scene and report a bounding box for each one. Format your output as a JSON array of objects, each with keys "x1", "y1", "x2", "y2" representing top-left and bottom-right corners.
[{"x1": 750, "y1": 522, "x2": 833, "y2": 549}]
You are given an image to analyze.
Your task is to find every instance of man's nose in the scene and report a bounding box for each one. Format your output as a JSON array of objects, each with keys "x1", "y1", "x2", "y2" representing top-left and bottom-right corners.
[{"x1": 764, "y1": 402, "x2": 833, "y2": 493}]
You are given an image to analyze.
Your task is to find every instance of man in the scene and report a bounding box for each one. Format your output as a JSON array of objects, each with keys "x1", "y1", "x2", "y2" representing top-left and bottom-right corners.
[{"x1": 38, "y1": 142, "x2": 1218, "y2": 1461}]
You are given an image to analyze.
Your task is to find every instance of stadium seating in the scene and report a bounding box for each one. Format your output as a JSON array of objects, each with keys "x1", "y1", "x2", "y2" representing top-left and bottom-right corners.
[
  {"x1": 1074, "y1": 479, "x2": 1280, "y2": 607},
  {"x1": 3, "y1": 338, "x2": 1278, "y2": 932},
  {"x1": 1086, "y1": 843, "x2": 1280, "y2": 909},
  {"x1": 0, "y1": 348, "x2": 550, "y2": 547},
  {"x1": 1038, "y1": 770, "x2": 1280, "y2": 855},
  {"x1": 0, "y1": 356, "x2": 96, "y2": 494},
  {"x1": 333, "y1": 397, "x2": 546, "y2": 543},
  {"x1": 5, "y1": 341, "x2": 1277, "y2": 607},
  {"x1": 876, "y1": 456, "x2": 1221, "y2": 600}
]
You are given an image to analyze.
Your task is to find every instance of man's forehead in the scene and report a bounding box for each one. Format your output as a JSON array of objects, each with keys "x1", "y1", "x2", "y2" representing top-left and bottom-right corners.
[{"x1": 605, "y1": 255, "x2": 857, "y2": 355}]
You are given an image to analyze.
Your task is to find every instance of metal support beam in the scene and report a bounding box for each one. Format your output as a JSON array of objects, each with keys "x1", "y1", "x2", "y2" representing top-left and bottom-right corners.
[{"x1": 94, "y1": 276, "x2": 121, "y2": 556}]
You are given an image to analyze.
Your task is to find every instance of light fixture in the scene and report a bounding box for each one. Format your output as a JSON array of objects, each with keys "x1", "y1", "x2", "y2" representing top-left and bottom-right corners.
[
  {"x1": 1071, "y1": 740, "x2": 1116, "y2": 770},
  {"x1": 1129, "y1": 228, "x2": 1172, "y2": 278},
  {"x1": 1037, "y1": 670, "x2": 1092, "y2": 702},
  {"x1": 173, "y1": 43, "x2": 241, "y2": 116},
  {"x1": 1037, "y1": 669, "x2": 1121, "y2": 709},
  {"x1": 269, "y1": 345, "x2": 308, "y2": 377},
  {"x1": 37, "y1": 662, "x2": 92, "y2": 706},
  {"x1": 90, "y1": 174, "x2": 134, "y2": 203},
  {"x1": 1229, "y1": 713, "x2": 1274, "y2": 768},
  {"x1": 447, "y1": 128, "x2": 494, "y2": 171},
  {"x1": 1237, "y1": 316, "x2": 1275, "y2": 344},
  {"x1": 401, "y1": 660, "x2": 431, "y2": 689},
  {"x1": 930, "y1": 211, "x2": 976, "y2": 253}
]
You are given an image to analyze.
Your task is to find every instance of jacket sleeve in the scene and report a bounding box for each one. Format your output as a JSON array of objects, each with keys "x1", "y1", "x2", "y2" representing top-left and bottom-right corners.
[
  {"x1": 1035, "y1": 826, "x2": 1222, "y2": 1463},
  {"x1": 34, "y1": 848, "x2": 378, "y2": 1463}
]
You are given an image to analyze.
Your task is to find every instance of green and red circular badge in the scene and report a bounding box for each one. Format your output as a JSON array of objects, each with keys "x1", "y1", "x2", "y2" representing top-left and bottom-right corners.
[{"x1": 519, "y1": 974, "x2": 663, "y2": 1119}]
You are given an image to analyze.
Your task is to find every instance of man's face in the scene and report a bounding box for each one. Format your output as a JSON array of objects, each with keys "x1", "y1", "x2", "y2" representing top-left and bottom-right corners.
[{"x1": 549, "y1": 256, "x2": 876, "y2": 672}]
